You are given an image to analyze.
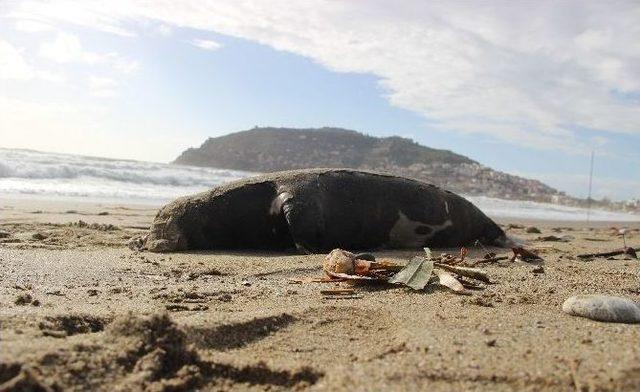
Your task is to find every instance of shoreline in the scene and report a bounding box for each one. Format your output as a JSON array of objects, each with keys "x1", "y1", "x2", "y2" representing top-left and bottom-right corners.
[{"x1": 2, "y1": 193, "x2": 638, "y2": 226}]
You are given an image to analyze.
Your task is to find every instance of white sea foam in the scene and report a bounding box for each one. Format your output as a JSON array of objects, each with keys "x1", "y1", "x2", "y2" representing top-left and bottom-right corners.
[
  {"x1": 1, "y1": 148, "x2": 638, "y2": 222},
  {"x1": 465, "y1": 195, "x2": 639, "y2": 222},
  {"x1": 0, "y1": 148, "x2": 252, "y2": 203}
]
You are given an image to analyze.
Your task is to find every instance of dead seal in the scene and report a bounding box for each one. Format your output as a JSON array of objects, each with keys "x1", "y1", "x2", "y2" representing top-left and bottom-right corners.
[{"x1": 145, "y1": 169, "x2": 508, "y2": 253}]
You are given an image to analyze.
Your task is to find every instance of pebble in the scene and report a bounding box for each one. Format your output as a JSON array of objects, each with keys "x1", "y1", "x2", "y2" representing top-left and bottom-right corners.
[
  {"x1": 532, "y1": 266, "x2": 545, "y2": 274},
  {"x1": 32, "y1": 232, "x2": 48, "y2": 240},
  {"x1": 0, "y1": 230, "x2": 10, "y2": 239},
  {"x1": 525, "y1": 226, "x2": 541, "y2": 233},
  {"x1": 562, "y1": 295, "x2": 640, "y2": 323}
]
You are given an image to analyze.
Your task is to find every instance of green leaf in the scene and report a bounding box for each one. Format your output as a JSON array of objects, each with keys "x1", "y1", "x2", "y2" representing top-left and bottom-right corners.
[{"x1": 388, "y1": 256, "x2": 434, "y2": 290}]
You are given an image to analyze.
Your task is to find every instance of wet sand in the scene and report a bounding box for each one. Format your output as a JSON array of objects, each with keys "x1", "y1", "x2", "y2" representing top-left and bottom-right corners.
[{"x1": 1, "y1": 196, "x2": 639, "y2": 391}]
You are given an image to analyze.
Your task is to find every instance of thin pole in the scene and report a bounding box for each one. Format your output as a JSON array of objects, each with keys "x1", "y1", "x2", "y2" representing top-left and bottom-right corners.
[{"x1": 587, "y1": 150, "x2": 594, "y2": 223}]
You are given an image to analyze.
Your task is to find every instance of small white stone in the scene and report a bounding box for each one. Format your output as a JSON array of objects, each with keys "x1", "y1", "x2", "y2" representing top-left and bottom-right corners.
[{"x1": 562, "y1": 295, "x2": 640, "y2": 324}]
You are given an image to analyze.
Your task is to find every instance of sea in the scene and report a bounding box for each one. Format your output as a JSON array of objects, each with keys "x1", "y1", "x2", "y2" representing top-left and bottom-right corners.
[{"x1": 1, "y1": 148, "x2": 638, "y2": 222}]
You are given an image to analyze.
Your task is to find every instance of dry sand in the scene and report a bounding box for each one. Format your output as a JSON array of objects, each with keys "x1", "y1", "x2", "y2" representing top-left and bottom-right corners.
[{"x1": 1, "y1": 196, "x2": 640, "y2": 391}]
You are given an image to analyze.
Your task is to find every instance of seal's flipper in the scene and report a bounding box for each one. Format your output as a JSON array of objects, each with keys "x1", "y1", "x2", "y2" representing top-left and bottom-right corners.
[{"x1": 276, "y1": 192, "x2": 324, "y2": 254}]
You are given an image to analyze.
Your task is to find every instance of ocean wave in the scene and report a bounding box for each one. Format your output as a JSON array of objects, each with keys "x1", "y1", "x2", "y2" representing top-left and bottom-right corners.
[
  {"x1": 0, "y1": 148, "x2": 251, "y2": 187},
  {"x1": 1, "y1": 148, "x2": 638, "y2": 222}
]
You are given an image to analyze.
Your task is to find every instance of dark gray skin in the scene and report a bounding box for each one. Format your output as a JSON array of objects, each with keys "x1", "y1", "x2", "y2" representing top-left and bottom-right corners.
[{"x1": 145, "y1": 169, "x2": 508, "y2": 253}]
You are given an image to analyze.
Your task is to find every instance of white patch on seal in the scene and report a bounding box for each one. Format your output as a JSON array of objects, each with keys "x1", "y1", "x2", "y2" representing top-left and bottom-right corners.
[
  {"x1": 269, "y1": 192, "x2": 292, "y2": 215},
  {"x1": 444, "y1": 201, "x2": 450, "y2": 215},
  {"x1": 388, "y1": 211, "x2": 452, "y2": 247}
]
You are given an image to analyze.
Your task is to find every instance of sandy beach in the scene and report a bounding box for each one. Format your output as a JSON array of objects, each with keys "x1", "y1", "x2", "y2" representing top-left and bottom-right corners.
[{"x1": 1, "y1": 195, "x2": 639, "y2": 391}]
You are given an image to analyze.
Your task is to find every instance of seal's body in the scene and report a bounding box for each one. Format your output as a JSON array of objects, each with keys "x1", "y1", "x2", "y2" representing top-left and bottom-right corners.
[{"x1": 145, "y1": 169, "x2": 506, "y2": 253}]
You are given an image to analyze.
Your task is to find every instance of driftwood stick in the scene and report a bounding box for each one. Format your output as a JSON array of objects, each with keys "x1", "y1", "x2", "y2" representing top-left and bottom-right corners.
[
  {"x1": 577, "y1": 247, "x2": 638, "y2": 259},
  {"x1": 473, "y1": 256, "x2": 509, "y2": 264},
  {"x1": 433, "y1": 262, "x2": 490, "y2": 283}
]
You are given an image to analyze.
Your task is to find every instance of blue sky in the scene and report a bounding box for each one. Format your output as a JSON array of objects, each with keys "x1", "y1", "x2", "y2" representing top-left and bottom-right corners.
[{"x1": 0, "y1": 1, "x2": 639, "y2": 201}]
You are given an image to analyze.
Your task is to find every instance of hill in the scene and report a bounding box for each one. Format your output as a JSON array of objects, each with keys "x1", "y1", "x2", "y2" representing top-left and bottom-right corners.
[{"x1": 174, "y1": 127, "x2": 561, "y2": 201}]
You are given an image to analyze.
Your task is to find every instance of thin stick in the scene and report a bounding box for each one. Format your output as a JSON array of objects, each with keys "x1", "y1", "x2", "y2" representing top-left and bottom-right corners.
[
  {"x1": 577, "y1": 247, "x2": 638, "y2": 259},
  {"x1": 473, "y1": 256, "x2": 509, "y2": 264},
  {"x1": 320, "y1": 289, "x2": 355, "y2": 295}
]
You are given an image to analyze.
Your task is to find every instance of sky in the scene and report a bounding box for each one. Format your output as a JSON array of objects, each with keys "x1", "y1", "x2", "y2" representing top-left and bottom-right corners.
[{"x1": 0, "y1": 0, "x2": 639, "y2": 201}]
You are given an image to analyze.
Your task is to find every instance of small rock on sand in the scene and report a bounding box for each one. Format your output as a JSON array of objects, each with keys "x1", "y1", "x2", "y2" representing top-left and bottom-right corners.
[
  {"x1": 0, "y1": 230, "x2": 10, "y2": 238},
  {"x1": 32, "y1": 232, "x2": 48, "y2": 240},
  {"x1": 525, "y1": 226, "x2": 541, "y2": 234},
  {"x1": 532, "y1": 266, "x2": 545, "y2": 274},
  {"x1": 562, "y1": 295, "x2": 640, "y2": 323}
]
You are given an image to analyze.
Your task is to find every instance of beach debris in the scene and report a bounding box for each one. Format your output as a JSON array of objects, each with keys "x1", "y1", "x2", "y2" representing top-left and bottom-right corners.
[
  {"x1": 322, "y1": 294, "x2": 363, "y2": 300},
  {"x1": 510, "y1": 247, "x2": 543, "y2": 262},
  {"x1": 433, "y1": 262, "x2": 490, "y2": 283},
  {"x1": 323, "y1": 248, "x2": 358, "y2": 275},
  {"x1": 525, "y1": 226, "x2": 541, "y2": 234},
  {"x1": 474, "y1": 253, "x2": 509, "y2": 264},
  {"x1": 388, "y1": 256, "x2": 434, "y2": 290},
  {"x1": 576, "y1": 247, "x2": 638, "y2": 260},
  {"x1": 317, "y1": 248, "x2": 492, "y2": 295},
  {"x1": 618, "y1": 228, "x2": 629, "y2": 247},
  {"x1": 536, "y1": 235, "x2": 573, "y2": 242},
  {"x1": 435, "y1": 270, "x2": 470, "y2": 295},
  {"x1": 288, "y1": 277, "x2": 339, "y2": 284},
  {"x1": 437, "y1": 247, "x2": 469, "y2": 265},
  {"x1": 505, "y1": 223, "x2": 524, "y2": 230},
  {"x1": 320, "y1": 289, "x2": 355, "y2": 296},
  {"x1": 0, "y1": 230, "x2": 10, "y2": 239},
  {"x1": 562, "y1": 295, "x2": 640, "y2": 323},
  {"x1": 320, "y1": 288, "x2": 362, "y2": 299},
  {"x1": 323, "y1": 249, "x2": 401, "y2": 281},
  {"x1": 353, "y1": 252, "x2": 376, "y2": 261},
  {"x1": 456, "y1": 277, "x2": 485, "y2": 290}
]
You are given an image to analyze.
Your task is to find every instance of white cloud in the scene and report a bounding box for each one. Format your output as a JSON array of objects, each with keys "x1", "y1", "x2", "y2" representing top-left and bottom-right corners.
[
  {"x1": 39, "y1": 32, "x2": 138, "y2": 73},
  {"x1": 190, "y1": 39, "x2": 222, "y2": 51},
  {"x1": 0, "y1": 39, "x2": 64, "y2": 82},
  {"x1": 5, "y1": 1, "x2": 136, "y2": 37},
  {"x1": 4, "y1": 0, "x2": 640, "y2": 154},
  {"x1": 0, "y1": 40, "x2": 34, "y2": 80},
  {"x1": 156, "y1": 24, "x2": 173, "y2": 37},
  {"x1": 13, "y1": 19, "x2": 53, "y2": 32},
  {"x1": 39, "y1": 32, "x2": 92, "y2": 63},
  {"x1": 88, "y1": 76, "x2": 118, "y2": 98}
]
